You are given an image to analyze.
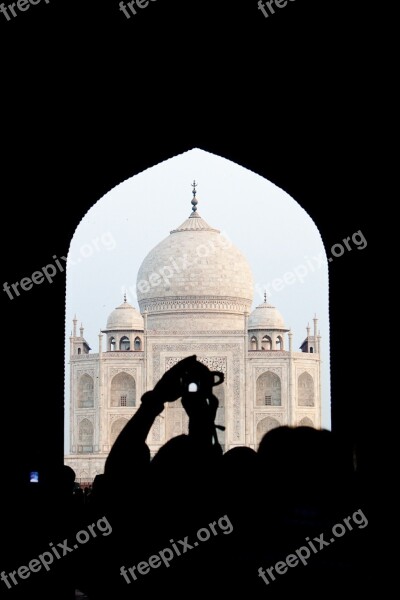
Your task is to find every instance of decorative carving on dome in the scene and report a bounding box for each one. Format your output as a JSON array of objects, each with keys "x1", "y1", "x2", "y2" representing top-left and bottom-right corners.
[
  {"x1": 146, "y1": 329, "x2": 244, "y2": 335},
  {"x1": 140, "y1": 297, "x2": 251, "y2": 315},
  {"x1": 152, "y1": 313, "x2": 242, "y2": 321}
]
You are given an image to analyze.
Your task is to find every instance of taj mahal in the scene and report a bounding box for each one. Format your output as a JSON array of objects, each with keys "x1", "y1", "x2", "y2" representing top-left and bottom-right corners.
[{"x1": 65, "y1": 184, "x2": 322, "y2": 482}]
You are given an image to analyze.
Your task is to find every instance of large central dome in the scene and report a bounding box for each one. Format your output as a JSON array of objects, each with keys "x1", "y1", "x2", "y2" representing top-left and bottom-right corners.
[{"x1": 136, "y1": 188, "x2": 253, "y2": 322}]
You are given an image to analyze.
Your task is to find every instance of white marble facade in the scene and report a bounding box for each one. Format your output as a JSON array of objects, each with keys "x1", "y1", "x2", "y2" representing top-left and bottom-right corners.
[{"x1": 65, "y1": 192, "x2": 322, "y2": 483}]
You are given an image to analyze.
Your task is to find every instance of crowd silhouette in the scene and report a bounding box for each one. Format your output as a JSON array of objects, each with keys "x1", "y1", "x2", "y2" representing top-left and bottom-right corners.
[{"x1": 2, "y1": 356, "x2": 372, "y2": 599}]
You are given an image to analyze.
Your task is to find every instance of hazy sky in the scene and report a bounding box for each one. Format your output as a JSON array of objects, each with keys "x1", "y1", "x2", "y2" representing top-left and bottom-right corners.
[{"x1": 65, "y1": 148, "x2": 331, "y2": 450}]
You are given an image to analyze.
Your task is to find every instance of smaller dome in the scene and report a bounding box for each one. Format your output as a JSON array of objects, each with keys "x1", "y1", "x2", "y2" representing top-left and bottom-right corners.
[
  {"x1": 106, "y1": 300, "x2": 144, "y2": 331},
  {"x1": 248, "y1": 301, "x2": 288, "y2": 331}
]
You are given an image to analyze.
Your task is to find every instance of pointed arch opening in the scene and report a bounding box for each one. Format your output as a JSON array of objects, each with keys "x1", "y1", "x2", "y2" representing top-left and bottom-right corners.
[
  {"x1": 256, "y1": 371, "x2": 281, "y2": 406},
  {"x1": 119, "y1": 336, "x2": 130, "y2": 351},
  {"x1": 65, "y1": 147, "x2": 331, "y2": 462},
  {"x1": 299, "y1": 416, "x2": 314, "y2": 428},
  {"x1": 78, "y1": 419, "x2": 93, "y2": 453},
  {"x1": 110, "y1": 372, "x2": 136, "y2": 407},
  {"x1": 298, "y1": 372, "x2": 315, "y2": 406},
  {"x1": 261, "y1": 335, "x2": 272, "y2": 351},
  {"x1": 78, "y1": 374, "x2": 94, "y2": 408}
]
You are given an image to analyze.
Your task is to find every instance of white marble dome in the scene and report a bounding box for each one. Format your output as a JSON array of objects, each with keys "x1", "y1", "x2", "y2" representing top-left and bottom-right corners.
[
  {"x1": 136, "y1": 208, "x2": 254, "y2": 315},
  {"x1": 106, "y1": 300, "x2": 144, "y2": 330},
  {"x1": 248, "y1": 300, "x2": 288, "y2": 330}
]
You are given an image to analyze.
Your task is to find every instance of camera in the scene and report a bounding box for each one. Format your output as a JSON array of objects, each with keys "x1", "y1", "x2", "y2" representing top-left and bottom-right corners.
[
  {"x1": 180, "y1": 371, "x2": 201, "y2": 395},
  {"x1": 180, "y1": 361, "x2": 224, "y2": 396}
]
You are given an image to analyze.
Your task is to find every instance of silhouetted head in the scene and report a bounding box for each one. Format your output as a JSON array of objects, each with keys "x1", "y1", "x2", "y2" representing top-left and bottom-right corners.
[
  {"x1": 221, "y1": 446, "x2": 257, "y2": 477},
  {"x1": 257, "y1": 426, "x2": 354, "y2": 507},
  {"x1": 51, "y1": 465, "x2": 76, "y2": 497},
  {"x1": 151, "y1": 434, "x2": 220, "y2": 470},
  {"x1": 220, "y1": 446, "x2": 258, "y2": 507},
  {"x1": 257, "y1": 425, "x2": 293, "y2": 461}
]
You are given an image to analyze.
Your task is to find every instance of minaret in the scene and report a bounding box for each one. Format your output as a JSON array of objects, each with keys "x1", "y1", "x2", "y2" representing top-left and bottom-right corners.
[
  {"x1": 98, "y1": 330, "x2": 103, "y2": 453},
  {"x1": 73, "y1": 315, "x2": 77, "y2": 338},
  {"x1": 98, "y1": 331, "x2": 103, "y2": 356},
  {"x1": 143, "y1": 308, "x2": 148, "y2": 391},
  {"x1": 70, "y1": 317, "x2": 91, "y2": 356},
  {"x1": 313, "y1": 315, "x2": 318, "y2": 353},
  {"x1": 288, "y1": 330, "x2": 294, "y2": 425},
  {"x1": 244, "y1": 308, "x2": 249, "y2": 445},
  {"x1": 70, "y1": 316, "x2": 78, "y2": 357}
]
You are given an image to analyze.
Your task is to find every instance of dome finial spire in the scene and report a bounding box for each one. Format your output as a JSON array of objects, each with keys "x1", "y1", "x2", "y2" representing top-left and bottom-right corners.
[
  {"x1": 123, "y1": 291, "x2": 127, "y2": 303},
  {"x1": 190, "y1": 180, "x2": 199, "y2": 217},
  {"x1": 264, "y1": 290, "x2": 267, "y2": 303}
]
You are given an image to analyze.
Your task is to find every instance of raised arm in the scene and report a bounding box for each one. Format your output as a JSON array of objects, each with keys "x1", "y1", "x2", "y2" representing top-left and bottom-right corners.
[{"x1": 104, "y1": 355, "x2": 198, "y2": 477}]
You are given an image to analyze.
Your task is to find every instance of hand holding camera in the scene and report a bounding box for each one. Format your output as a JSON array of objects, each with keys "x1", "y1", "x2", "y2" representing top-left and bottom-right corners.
[
  {"x1": 152, "y1": 355, "x2": 198, "y2": 404},
  {"x1": 148, "y1": 356, "x2": 224, "y2": 447}
]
